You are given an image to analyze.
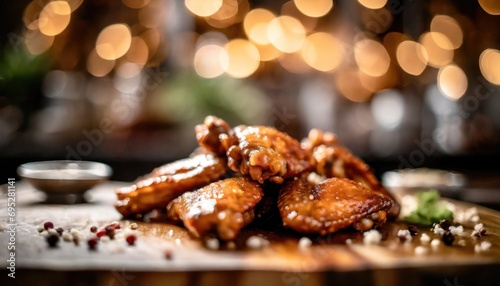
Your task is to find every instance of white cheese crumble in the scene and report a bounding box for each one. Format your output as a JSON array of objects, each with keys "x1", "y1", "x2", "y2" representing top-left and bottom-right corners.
[
  {"x1": 397, "y1": 229, "x2": 412, "y2": 242},
  {"x1": 474, "y1": 241, "x2": 492, "y2": 253},
  {"x1": 458, "y1": 239, "x2": 466, "y2": 247},
  {"x1": 430, "y1": 239, "x2": 441, "y2": 248},
  {"x1": 432, "y1": 224, "x2": 445, "y2": 236},
  {"x1": 399, "y1": 195, "x2": 418, "y2": 218},
  {"x1": 454, "y1": 207, "x2": 479, "y2": 224},
  {"x1": 414, "y1": 246, "x2": 428, "y2": 256},
  {"x1": 246, "y1": 236, "x2": 270, "y2": 249},
  {"x1": 420, "y1": 233, "x2": 431, "y2": 244},
  {"x1": 100, "y1": 236, "x2": 110, "y2": 243},
  {"x1": 298, "y1": 237, "x2": 312, "y2": 250},
  {"x1": 449, "y1": 225, "x2": 464, "y2": 236},
  {"x1": 363, "y1": 229, "x2": 382, "y2": 245},
  {"x1": 474, "y1": 223, "x2": 484, "y2": 231},
  {"x1": 62, "y1": 232, "x2": 73, "y2": 242},
  {"x1": 206, "y1": 238, "x2": 219, "y2": 250}
]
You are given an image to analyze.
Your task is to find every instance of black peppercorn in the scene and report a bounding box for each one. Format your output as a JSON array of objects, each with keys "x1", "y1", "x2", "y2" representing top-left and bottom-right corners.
[
  {"x1": 56, "y1": 227, "x2": 64, "y2": 236},
  {"x1": 408, "y1": 225, "x2": 418, "y2": 236},
  {"x1": 439, "y1": 219, "x2": 451, "y2": 231},
  {"x1": 46, "y1": 234, "x2": 59, "y2": 248},
  {"x1": 442, "y1": 231, "x2": 454, "y2": 246}
]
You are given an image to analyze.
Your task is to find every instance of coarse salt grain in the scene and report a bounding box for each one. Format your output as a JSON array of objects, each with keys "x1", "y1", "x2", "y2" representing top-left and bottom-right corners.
[
  {"x1": 420, "y1": 233, "x2": 431, "y2": 244},
  {"x1": 449, "y1": 225, "x2": 464, "y2": 236},
  {"x1": 206, "y1": 238, "x2": 219, "y2": 250},
  {"x1": 298, "y1": 237, "x2": 312, "y2": 249},
  {"x1": 414, "y1": 246, "x2": 428, "y2": 256},
  {"x1": 431, "y1": 239, "x2": 441, "y2": 248},
  {"x1": 246, "y1": 236, "x2": 269, "y2": 249},
  {"x1": 363, "y1": 229, "x2": 382, "y2": 245}
]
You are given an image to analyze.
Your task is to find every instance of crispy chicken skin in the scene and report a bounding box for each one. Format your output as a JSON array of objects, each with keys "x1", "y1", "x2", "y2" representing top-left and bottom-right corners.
[
  {"x1": 302, "y1": 129, "x2": 400, "y2": 218},
  {"x1": 196, "y1": 116, "x2": 314, "y2": 184},
  {"x1": 167, "y1": 177, "x2": 263, "y2": 241},
  {"x1": 278, "y1": 177, "x2": 392, "y2": 235},
  {"x1": 115, "y1": 154, "x2": 227, "y2": 217}
]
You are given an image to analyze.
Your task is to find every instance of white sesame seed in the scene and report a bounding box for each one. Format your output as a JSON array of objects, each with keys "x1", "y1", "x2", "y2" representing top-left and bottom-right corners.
[
  {"x1": 246, "y1": 236, "x2": 269, "y2": 249},
  {"x1": 345, "y1": 239, "x2": 353, "y2": 245},
  {"x1": 414, "y1": 246, "x2": 428, "y2": 256},
  {"x1": 47, "y1": 229, "x2": 58, "y2": 236},
  {"x1": 168, "y1": 229, "x2": 174, "y2": 237},
  {"x1": 129, "y1": 223, "x2": 138, "y2": 230},
  {"x1": 206, "y1": 238, "x2": 219, "y2": 250},
  {"x1": 40, "y1": 230, "x2": 50, "y2": 238},
  {"x1": 431, "y1": 239, "x2": 441, "y2": 248},
  {"x1": 420, "y1": 233, "x2": 431, "y2": 244},
  {"x1": 175, "y1": 238, "x2": 181, "y2": 246},
  {"x1": 100, "y1": 236, "x2": 110, "y2": 243},
  {"x1": 217, "y1": 212, "x2": 226, "y2": 220},
  {"x1": 37, "y1": 226, "x2": 44, "y2": 233},
  {"x1": 298, "y1": 237, "x2": 312, "y2": 250},
  {"x1": 70, "y1": 228, "x2": 81, "y2": 236}
]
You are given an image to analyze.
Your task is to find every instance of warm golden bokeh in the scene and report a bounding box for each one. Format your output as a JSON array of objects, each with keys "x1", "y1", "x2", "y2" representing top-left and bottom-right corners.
[
  {"x1": 419, "y1": 32, "x2": 454, "y2": 68},
  {"x1": 96, "y1": 24, "x2": 132, "y2": 61},
  {"x1": 479, "y1": 49, "x2": 500, "y2": 85},
  {"x1": 430, "y1": 15, "x2": 463, "y2": 49},
  {"x1": 278, "y1": 52, "x2": 311, "y2": 74},
  {"x1": 335, "y1": 69, "x2": 372, "y2": 102},
  {"x1": 267, "y1": 16, "x2": 306, "y2": 53},
  {"x1": 185, "y1": 0, "x2": 223, "y2": 17},
  {"x1": 126, "y1": 37, "x2": 149, "y2": 68},
  {"x1": 301, "y1": 32, "x2": 343, "y2": 72},
  {"x1": 224, "y1": 39, "x2": 260, "y2": 78},
  {"x1": 255, "y1": 43, "x2": 282, "y2": 61},
  {"x1": 38, "y1": 1, "x2": 71, "y2": 36},
  {"x1": 383, "y1": 32, "x2": 410, "y2": 58},
  {"x1": 396, "y1": 41, "x2": 428, "y2": 76},
  {"x1": 357, "y1": 0, "x2": 387, "y2": 9},
  {"x1": 293, "y1": 0, "x2": 333, "y2": 18},
  {"x1": 87, "y1": 49, "x2": 115, "y2": 77},
  {"x1": 244, "y1": 9, "x2": 276, "y2": 45},
  {"x1": 24, "y1": 29, "x2": 54, "y2": 55},
  {"x1": 122, "y1": 0, "x2": 151, "y2": 9},
  {"x1": 437, "y1": 64, "x2": 468, "y2": 100},
  {"x1": 354, "y1": 39, "x2": 390, "y2": 77},
  {"x1": 194, "y1": 44, "x2": 228, "y2": 78},
  {"x1": 479, "y1": 0, "x2": 500, "y2": 15}
]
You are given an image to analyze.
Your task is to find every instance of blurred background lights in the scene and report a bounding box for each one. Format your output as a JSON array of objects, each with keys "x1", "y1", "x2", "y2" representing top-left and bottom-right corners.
[
  {"x1": 24, "y1": 30, "x2": 54, "y2": 55},
  {"x1": 419, "y1": 32, "x2": 454, "y2": 68},
  {"x1": 244, "y1": 9, "x2": 276, "y2": 45},
  {"x1": 267, "y1": 16, "x2": 306, "y2": 53},
  {"x1": 354, "y1": 39, "x2": 390, "y2": 77},
  {"x1": 194, "y1": 44, "x2": 228, "y2": 78},
  {"x1": 185, "y1": 0, "x2": 223, "y2": 17},
  {"x1": 96, "y1": 24, "x2": 132, "y2": 60},
  {"x1": 87, "y1": 49, "x2": 115, "y2": 77},
  {"x1": 224, "y1": 39, "x2": 260, "y2": 78},
  {"x1": 335, "y1": 70, "x2": 372, "y2": 102},
  {"x1": 301, "y1": 32, "x2": 343, "y2": 72},
  {"x1": 293, "y1": 0, "x2": 333, "y2": 18},
  {"x1": 122, "y1": 0, "x2": 151, "y2": 9},
  {"x1": 437, "y1": 64, "x2": 468, "y2": 100},
  {"x1": 38, "y1": 1, "x2": 71, "y2": 36},
  {"x1": 371, "y1": 90, "x2": 404, "y2": 130},
  {"x1": 479, "y1": 49, "x2": 500, "y2": 85},
  {"x1": 430, "y1": 15, "x2": 463, "y2": 49},
  {"x1": 357, "y1": 0, "x2": 387, "y2": 10},
  {"x1": 396, "y1": 41, "x2": 428, "y2": 76},
  {"x1": 479, "y1": 0, "x2": 500, "y2": 15}
]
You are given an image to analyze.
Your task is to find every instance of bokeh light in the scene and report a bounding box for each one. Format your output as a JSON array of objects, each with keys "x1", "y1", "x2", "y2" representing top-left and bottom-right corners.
[
  {"x1": 255, "y1": 43, "x2": 282, "y2": 61},
  {"x1": 96, "y1": 24, "x2": 132, "y2": 60},
  {"x1": 301, "y1": 32, "x2": 343, "y2": 72},
  {"x1": 430, "y1": 15, "x2": 463, "y2": 49},
  {"x1": 38, "y1": 1, "x2": 71, "y2": 36},
  {"x1": 437, "y1": 64, "x2": 468, "y2": 100},
  {"x1": 278, "y1": 52, "x2": 311, "y2": 74},
  {"x1": 185, "y1": 0, "x2": 223, "y2": 17},
  {"x1": 357, "y1": 0, "x2": 387, "y2": 9},
  {"x1": 419, "y1": 32, "x2": 454, "y2": 68},
  {"x1": 293, "y1": 0, "x2": 333, "y2": 18},
  {"x1": 354, "y1": 39, "x2": 390, "y2": 77},
  {"x1": 396, "y1": 41, "x2": 428, "y2": 76},
  {"x1": 194, "y1": 44, "x2": 228, "y2": 78},
  {"x1": 267, "y1": 16, "x2": 306, "y2": 53},
  {"x1": 336, "y1": 70, "x2": 372, "y2": 102},
  {"x1": 126, "y1": 37, "x2": 149, "y2": 68},
  {"x1": 24, "y1": 29, "x2": 54, "y2": 55},
  {"x1": 87, "y1": 49, "x2": 115, "y2": 77},
  {"x1": 224, "y1": 39, "x2": 260, "y2": 78},
  {"x1": 244, "y1": 9, "x2": 275, "y2": 45},
  {"x1": 371, "y1": 90, "x2": 404, "y2": 130},
  {"x1": 479, "y1": 49, "x2": 500, "y2": 85},
  {"x1": 479, "y1": 0, "x2": 500, "y2": 15},
  {"x1": 122, "y1": 0, "x2": 151, "y2": 9}
]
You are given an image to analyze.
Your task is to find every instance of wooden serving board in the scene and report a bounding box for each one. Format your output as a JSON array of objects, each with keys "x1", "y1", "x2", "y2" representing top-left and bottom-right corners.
[{"x1": 1, "y1": 181, "x2": 500, "y2": 285}]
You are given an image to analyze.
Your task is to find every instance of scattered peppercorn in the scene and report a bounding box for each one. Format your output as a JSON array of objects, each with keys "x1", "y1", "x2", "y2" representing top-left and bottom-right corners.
[
  {"x1": 480, "y1": 228, "x2": 487, "y2": 236},
  {"x1": 442, "y1": 231, "x2": 454, "y2": 246},
  {"x1": 164, "y1": 249, "x2": 173, "y2": 260},
  {"x1": 408, "y1": 225, "x2": 418, "y2": 236},
  {"x1": 96, "y1": 230, "x2": 106, "y2": 238},
  {"x1": 56, "y1": 227, "x2": 64, "y2": 236},
  {"x1": 126, "y1": 235, "x2": 137, "y2": 246},
  {"x1": 88, "y1": 238, "x2": 98, "y2": 250},
  {"x1": 105, "y1": 226, "x2": 116, "y2": 239},
  {"x1": 44, "y1": 221, "x2": 54, "y2": 230},
  {"x1": 439, "y1": 219, "x2": 451, "y2": 231},
  {"x1": 90, "y1": 226, "x2": 98, "y2": 233},
  {"x1": 46, "y1": 234, "x2": 59, "y2": 248}
]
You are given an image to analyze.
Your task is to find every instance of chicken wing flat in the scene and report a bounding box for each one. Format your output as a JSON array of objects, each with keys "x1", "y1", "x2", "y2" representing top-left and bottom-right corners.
[
  {"x1": 278, "y1": 177, "x2": 392, "y2": 235},
  {"x1": 167, "y1": 177, "x2": 263, "y2": 241},
  {"x1": 302, "y1": 129, "x2": 400, "y2": 218},
  {"x1": 195, "y1": 115, "x2": 235, "y2": 155},
  {"x1": 115, "y1": 154, "x2": 227, "y2": 217}
]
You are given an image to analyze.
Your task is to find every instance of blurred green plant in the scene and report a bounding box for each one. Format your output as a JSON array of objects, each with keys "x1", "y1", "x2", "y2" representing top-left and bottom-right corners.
[
  {"x1": 148, "y1": 72, "x2": 271, "y2": 126},
  {"x1": 0, "y1": 48, "x2": 50, "y2": 129}
]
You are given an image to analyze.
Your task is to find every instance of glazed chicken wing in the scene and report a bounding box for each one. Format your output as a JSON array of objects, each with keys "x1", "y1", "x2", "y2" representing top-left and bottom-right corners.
[
  {"x1": 167, "y1": 177, "x2": 263, "y2": 241},
  {"x1": 302, "y1": 129, "x2": 400, "y2": 218},
  {"x1": 278, "y1": 177, "x2": 392, "y2": 235},
  {"x1": 115, "y1": 154, "x2": 227, "y2": 217}
]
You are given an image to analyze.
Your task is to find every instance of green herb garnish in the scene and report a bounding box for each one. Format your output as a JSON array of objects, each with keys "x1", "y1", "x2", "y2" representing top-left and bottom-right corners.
[{"x1": 404, "y1": 190, "x2": 453, "y2": 226}]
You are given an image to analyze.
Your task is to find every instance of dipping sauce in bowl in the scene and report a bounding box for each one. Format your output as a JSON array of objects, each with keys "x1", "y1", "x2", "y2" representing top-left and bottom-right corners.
[{"x1": 17, "y1": 160, "x2": 113, "y2": 195}]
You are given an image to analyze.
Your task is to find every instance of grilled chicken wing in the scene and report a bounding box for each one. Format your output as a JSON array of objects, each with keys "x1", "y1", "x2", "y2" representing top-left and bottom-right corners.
[
  {"x1": 302, "y1": 129, "x2": 400, "y2": 218},
  {"x1": 115, "y1": 154, "x2": 227, "y2": 217},
  {"x1": 278, "y1": 177, "x2": 392, "y2": 235},
  {"x1": 167, "y1": 177, "x2": 264, "y2": 241}
]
